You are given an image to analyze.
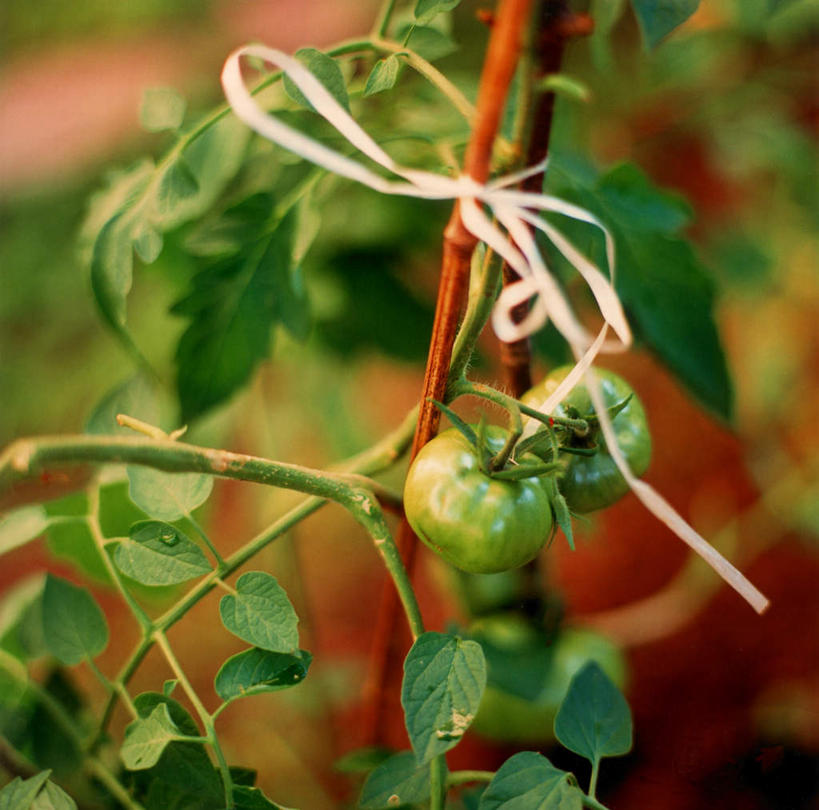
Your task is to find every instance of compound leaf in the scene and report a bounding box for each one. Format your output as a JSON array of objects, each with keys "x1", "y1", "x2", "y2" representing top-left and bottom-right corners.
[
  {"x1": 113, "y1": 520, "x2": 212, "y2": 585},
  {"x1": 401, "y1": 631, "x2": 486, "y2": 764},
  {"x1": 478, "y1": 751, "x2": 583, "y2": 809},
  {"x1": 554, "y1": 661, "x2": 633, "y2": 765},
  {"x1": 42, "y1": 575, "x2": 108, "y2": 665},
  {"x1": 214, "y1": 648, "x2": 312, "y2": 702},
  {"x1": 359, "y1": 751, "x2": 432, "y2": 809},
  {"x1": 219, "y1": 572, "x2": 299, "y2": 653}
]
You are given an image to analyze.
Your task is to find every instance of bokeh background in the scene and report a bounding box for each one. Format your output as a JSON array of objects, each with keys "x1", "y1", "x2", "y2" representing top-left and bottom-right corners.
[{"x1": 1, "y1": 0, "x2": 817, "y2": 807}]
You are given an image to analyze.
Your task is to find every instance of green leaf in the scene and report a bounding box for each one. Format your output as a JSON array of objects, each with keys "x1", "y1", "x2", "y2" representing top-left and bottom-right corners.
[
  {"x1": 0, "y1": 505, "x2": 50, "y2": 555},
  {"x1": 173, "y1": 206, "x2": 309, "y2": 422},
  {"x1": 219, "y1": 572, "x2": 299, "y2": 653},
  {"x1": 127, "y1": 466, "x2": 213, "y2": 521},
  {"x1": 478, "y1": 751, "x2": 583, "y2": 809},
  {"x1": 359, "y1": 751, "x2": 432, "y2": 809},
  {"x1": 85, "y1": 374, "x2": 160, "y2": 436},
  {"x1": 0, "y1": 771, "x2": 50, "y2": 810},
  {"x1": 283, "y1": 48, "x2": 350, "y2": 112},
  {"x1": 121, "y1": 703, "x2": 190, "y2": 771},
  {"x1": 90, "y1": 212, "x2": 134, "y2": 330},
  {"x1": 333, "y1": 746, "x2": 393, "y2": 775},
  {"x1": 30, "y1": 780, "x2": 77, "y2": 810},
  {"x1": 414, "y1": 0, "x2": 462, "y2": 25},
  {"x1": 364, "y1": 55, "x2": 401, "y2": 96},
  {"x1": 140, "y1": 87, "x2": 187, "y2": 133},
  {"x1": 398, "y1": 25, "x2": 457, "y2": 60},
  {"x1": 41, "y1": 575, "x2": 108, "y2": 665},
  {"x1": 232, "y1": 785, "x2": 292, "y2": 810},
  {"x1": 401, "y1": 631, "x2": 486, "y2": 764},
  {"x1": 0, "y1": 574, "x2": 46, "y2": 661},
  {"x1": 155, "y1": 158, "x2": 200, "y2": 220},
  {"x1": 630, "y1": 0, "x2": 700, "y2": 48},
  {"x1": 214, "y1": 648, "x2": 312, "y2": 702},
  {"x1": 132, "y1": 221, "x2": 164, "y2": 264},
  {"x1": 554, "y1": 661, "x2": 633, "y2": 765},
  {"x1": 113, "y1": 520, "x2": 212, "y2": 585}
]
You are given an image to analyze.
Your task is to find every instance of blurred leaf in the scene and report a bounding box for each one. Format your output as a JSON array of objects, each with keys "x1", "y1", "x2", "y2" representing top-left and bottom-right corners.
[
  {"x1": 397, "y1": 25, "x2": 458, "y2": 60},
  {"x1": 554, "y1": 661, "x2": 633, "y2": 764},
  {"x1": 0, "y1": 575, "x2": 46, "y2": 661},
  {"x1": 0, "y1": 771, "x2": 50, "y2": 810},
  {"x1": 127, "y1": 467, "x2": 213, "y2": 521},
  {"x1": 478, "y1": 751, "x2": 582, "y2": 809},
  {"x1": 30, "y1": 670, "x2": 84, "y2": 776},
  {"x1": 155, "y1": 159, "x2": 200, "y2": 219},
  {"x1": 173, "y1": 206, "x2": 309, "y2": 422},
  {"x1": 538, "y1": 74, "x2": 591, "y2": 103},
  {"x1": 219, "y1": 572, "x2": 299, "y2": 653},
  {"x1": 85, "y1": 374, "x2": 160, "y2": 435},
  {"x1": 214, "y1": 648, "x2": 311, "y2": 702},
  {"x1": 359, "y1": 751, "x2": 431, "y2": 809},
  {"x1": 365, "y1": 55, "x2": 402, "y2": 96},
  {"x1": 590, "y1": 0, "x2": 627, "y2": 70},
  {"x1": 333, "y1": 746, "x2": 393, "y2": 775},
  {"x1": 0, "y1": 506, "x2": 50, "y2": 555},
  {"x1": 401, "y1": 632, "x2": 486, "y2": 764},
  {"x1": 113, "y1": 520, "x2": 212, "y2": 585},
  {"x1": 140, "y1": 87, "x2": 187, "y2": 133},
  {"x1": 28, "y1": 779, "x2": 76, "y2": 810},
  {"x1": 42, "y1": 575, "x2": 108, "y2": 666},
  {"x1": 414, "y1": 0, "x2": 462, "y2": 25},
  {"x1": 90, "y1": 212, "x2": 135, "y2": 330},
  {"x1": 121, "y1": 703, "x2": 189, "y2": 771},
  {"x1": 283, "y1": 48, "x2": 350, "y2": 113},
  {"x1": 232, "y1": 786, "x2": 291, "y2": 810},
  {"x1": 631, "y1": 0, "x2": 700, "y2": 48}
]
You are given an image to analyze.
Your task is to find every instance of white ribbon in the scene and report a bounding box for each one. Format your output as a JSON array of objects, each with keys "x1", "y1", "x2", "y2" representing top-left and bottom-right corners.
[{"x1": 221, "y1": 44, "x2": 769, "y2": 614}]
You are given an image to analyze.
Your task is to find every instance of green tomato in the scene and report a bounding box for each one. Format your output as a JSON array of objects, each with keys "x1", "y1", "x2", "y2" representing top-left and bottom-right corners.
[
  {"x1": 522, "y1": 366, "x2": 652, "y2": 513},
  {"x1": 403, "y1": 426, "x2": 554, "y2": 574},
  {"x1": 469, "y1": 615, "x2": 628, "y2": 743}
]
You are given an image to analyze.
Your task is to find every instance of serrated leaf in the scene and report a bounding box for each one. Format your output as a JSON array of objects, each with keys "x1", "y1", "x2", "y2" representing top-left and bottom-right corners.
[
  {"x1": 0, "y1": 506, "x2": 50, "y2": 555},
  {"x1": 478, "y1": 751, "x2": 582, "y2": 809},
  {"x1": 401, "y1": 631, "x2": 486, "y2": 764},
  {"x1": 219, "y1": 572, "x2": 299, "y2": 653},
  {"x1": 554, "y1": 661, "x2": 633, "y2": 765},
  {"x1": 397, "y1": 25, "x2": 457, "y2": 61},
  {"x1": 359, "y1": 751, "x2": 432, "y2": 809},
  {"x1": 0, "y1": 771, "x2": 50, "y2": 810},
  {"x1": 113, "y1": 520, "x2": 212, "y2": 585},
  {"x1": 155, "y1": 159, "x2": 200, "y2": 219},
  {"x1": 41, "y1": 575, "x2": 108, "y2": 665},
  {"x1": 283, "y1": 48, "x2": 350, "y2": 112},
  {"x1": 30, "y1": 780, "x2": 77, "y2": 810},
  {"x1": 140, "y1": 87, "x2": 187, "y2": 133},
  {"x1": 364, "y1": 55, "x2": 401, "y2": 96},
  {"x1": 631, "y1": 0, "x2": 700, "y2": 48},
  {"x1": 173, "y1": 206, "x2": 309, "y2": 422},
  {"x1": 121, "y1": 703, "x2": 190, "y2": 771},
  {"x1": 214, "y1": 648, "x2": 311, "y2": 702},
  {"x1": 127, "y1": 466, "x2": 213, "y2": 521},
  {"x1": 414, "y1": 0, "x2": 462, "y2": 24}
]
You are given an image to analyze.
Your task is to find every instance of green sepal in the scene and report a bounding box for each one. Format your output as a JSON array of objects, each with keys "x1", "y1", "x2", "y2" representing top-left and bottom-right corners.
[{"x1": 429, "y1": 399, "x2": 478, "y2": 449}]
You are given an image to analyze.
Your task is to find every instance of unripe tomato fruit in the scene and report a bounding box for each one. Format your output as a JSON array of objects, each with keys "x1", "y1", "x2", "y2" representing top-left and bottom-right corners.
[
  {"x1": 468, "y1": 614, "x2": 627, "y2": 743},
  {"x1": 403, "y1": 426, "x2": 554, "y2": 574},
  {"x1": 522, "y1": 366, "x2": 652, "y2": 513}
]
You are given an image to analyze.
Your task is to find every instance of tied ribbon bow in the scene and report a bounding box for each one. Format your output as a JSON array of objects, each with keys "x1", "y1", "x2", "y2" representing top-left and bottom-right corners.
[{"x1": 221, "y1": 44, "x2": 769, "y2": 614}]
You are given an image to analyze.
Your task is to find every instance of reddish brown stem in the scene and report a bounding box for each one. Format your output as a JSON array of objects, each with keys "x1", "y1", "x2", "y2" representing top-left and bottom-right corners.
[
  {"x1": 359, "y1": 0, "x2": 535, "y2": 747},
  {"x1": 499, "y1": 0, "x2": 594, "y2": 398}
]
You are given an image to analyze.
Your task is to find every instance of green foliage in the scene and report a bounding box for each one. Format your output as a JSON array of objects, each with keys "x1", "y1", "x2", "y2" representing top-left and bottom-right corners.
[
  {"x1": 414, "y1": 0, "x2": 463, "y2": 25},
  {"x1": 359, "y1": 751, "x2": 432, "y2": 809},
  {"x1": 219, "y1": 572, "x2": 300, "y2": 653},
  {"x1": 553, "y1": 661, "x2": 633, "y2": 764},
  {"x1": 283, "y1": 49, "x2": 351, "y2": 113},
  {"x1": 0, "y1": 771, "x2": 77, "y2": 810},
  {"x1": 41, "y1": 575, "x2": 108, "y2": 666},
  {"x1": 631, "y1": 0, "x2": 700, "y2": 48},
  {"x1": 121, "y1": 703, "x2": 191, "y2": 770},
  {"x1": 0, "y1": 506, "x2": 50, "y2": 555},
  {"x1": 401, "y1": 632, "x2": 486, "y2": 764},
  {"x1": 127, "y1": 467, "x2": 213, "y2": 521},
  {"x1": 141, "y1": 87, "x2": 187, "y2": 133},
  {"x1": 365, "y1": 55, "x2": 402, "y2": 96},
  {"x1": 478, "y1": 752, "x2": 583, "y2": 809},
  {"x1": 114, "y1": 520, "x2": 212, "y2": 585},
  {"x1": 214, "y1": 648, "x2": 311, "y2": 702}
]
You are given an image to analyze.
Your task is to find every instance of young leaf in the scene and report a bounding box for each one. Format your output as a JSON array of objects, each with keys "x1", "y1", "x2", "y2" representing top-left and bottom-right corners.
[
  {"x1": 219, "y1": 572, "x2": 299, "y2": 653},
  {"x1": 127, "y1": 466, "x2": 213, "y2": 521},
  {"x1": 132, "y1": 221, "x2": 164, "y2": 264},
  {"x1": 155, "y1": 159, "x2": 200, "y2": 220},
  {"x1": 0, "y1": 771, "x2": 50, "y2": 810},
  {"x1": 359, "y1": 751, "x2": 431, "y2": 809},
  {"x1": 0, "y1": 505, "x2": 50, "y2": 555},
  {"x1": 42, "y1": 575, "x2": 108, "y2": 665},
  {"x1": 631, "y1": 0, "x2": 700, "y2": 49},
  {"x1": 121, "y1": 703, "x2": 190, "y2": 771},
  {"x1": 90, "y1": 212, "x2": 135, "y2": 330},
  {"x1": 414, "y1": 0, "x2": 462, "y2": 24},
  {"x1": 113, "y1": 520, "x2": 212, "y2": 586},
  {"x1": 397, "y1": 25, "x2": 458, "y2": 60},
  {"x1": 364, "y1": 55, "x2": 401, "y2": 96},
  {"x1": 214, "y1": 648, "x2": 312, "y2": 702},
  {"x1": 478, "y1": 751, "x2": 583, "y2": 809},
  {"x1": 401, "y1": 631, "x2": 486, "y2": 764},
  {"x1": 283, "y1": 48, "x2": 350, "y2": 112},
  {"x1": 554, "y1": 661, "x2": 633, "y2": 765},
  {"x1": 28, "y1": 779, "x2": 77, "y2": 810},
  {"x1": 173, "y1": 205, "x2": 309, "y2": 422},
  {"x1": 140, "y1": 87, "x2": 187, "y2": 133}
]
